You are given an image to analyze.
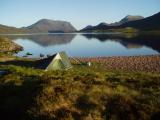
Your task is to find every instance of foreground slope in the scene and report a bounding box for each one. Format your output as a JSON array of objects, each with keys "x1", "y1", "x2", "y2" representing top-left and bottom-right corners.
[
  {"x1": 0, "y1": 62, "x2": 160, "y2": 120},
  {"x1": 0, "y1": 55, "x2": 160, "y2": 120}
]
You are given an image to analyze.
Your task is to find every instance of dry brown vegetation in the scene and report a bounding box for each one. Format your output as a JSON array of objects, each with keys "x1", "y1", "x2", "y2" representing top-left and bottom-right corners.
[
  {"x1": 0, "y1": 60, "x2": 160, "y2": 120},
  {"x1": 0, "y1": 37, "x2": 23, "y2": 53}
]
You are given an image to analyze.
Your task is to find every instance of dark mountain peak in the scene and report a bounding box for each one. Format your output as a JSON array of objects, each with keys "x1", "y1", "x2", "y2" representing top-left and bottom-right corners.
[
  {"x1": 98, "y1": 22, "x2": 108, "y2": 26},
  {"x1": 120, "y1": 15, "x2": 144, "y2": 24},
  {"x1": 80, "y1": 25, "x2": 94, "y2": 31},
  {"x1": 120, "y1": 11, "x2": 160, "y2": 30},
  {"x1": 85, "y1": 25, "x2": 93, "y2": 29},
  {"x1": 80, "y1": 22, "x2": 109, "y2": 31},
  {"x1": 81, "y1": 25, "x2": 93, "y2": 31}
]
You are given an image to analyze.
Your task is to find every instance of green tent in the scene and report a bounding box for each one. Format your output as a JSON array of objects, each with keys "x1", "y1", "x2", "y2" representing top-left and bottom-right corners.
[{"x1": 36, "y1": 51, "x2": 72, "y2": 70}]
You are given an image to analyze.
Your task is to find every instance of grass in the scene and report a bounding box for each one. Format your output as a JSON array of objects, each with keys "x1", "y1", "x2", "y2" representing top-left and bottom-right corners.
[{"x1": 0, "y1": 62, "x2": 160, "y2": 120}]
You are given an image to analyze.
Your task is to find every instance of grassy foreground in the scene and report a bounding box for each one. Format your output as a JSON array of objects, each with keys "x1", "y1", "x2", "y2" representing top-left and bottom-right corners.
[{"x1": 0, "y1": 61, "x2": 160, "y2": 120}]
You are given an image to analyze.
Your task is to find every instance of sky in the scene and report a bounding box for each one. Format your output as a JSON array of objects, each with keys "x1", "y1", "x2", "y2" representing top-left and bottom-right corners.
[{"x1": 0, "y1": 0, "x2": 160, "y2": 30}]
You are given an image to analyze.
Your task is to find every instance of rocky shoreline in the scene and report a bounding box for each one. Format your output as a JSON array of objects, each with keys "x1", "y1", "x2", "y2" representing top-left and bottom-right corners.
[
  {"x1": 71, "y1": 55, "x2": 160, "y2": 73},
  {"x1": 0, "y1": 37, "x2": 23, "y2": 53}
]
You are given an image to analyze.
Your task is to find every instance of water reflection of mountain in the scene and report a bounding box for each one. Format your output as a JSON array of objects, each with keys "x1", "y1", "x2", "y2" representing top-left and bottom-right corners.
[
  {"x1": 4, "y1": 34, "x2": 76, "y2": 47},
  {"x1": 83, "y1": 34, "x2": 160, "y2": 53}
]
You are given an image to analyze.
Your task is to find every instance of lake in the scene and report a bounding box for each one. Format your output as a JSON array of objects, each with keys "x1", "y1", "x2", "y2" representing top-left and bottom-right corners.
[{"x1": 1, "y1": 33, "x2": 160, "y2": 57}]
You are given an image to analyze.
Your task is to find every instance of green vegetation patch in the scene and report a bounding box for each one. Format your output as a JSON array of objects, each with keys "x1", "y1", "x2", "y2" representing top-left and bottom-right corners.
[{"x1": 0, "y1": 63, "x2": 160, "y2": 120}]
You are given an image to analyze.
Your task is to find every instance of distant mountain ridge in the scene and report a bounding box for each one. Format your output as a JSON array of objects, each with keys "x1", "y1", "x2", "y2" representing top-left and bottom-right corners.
[
  {"x1": 0, "y1": 19, "x2": 76, "y2": 34},
  {"x1": 81, "y1": 12, "x2": 160, "y2": 32},
  {"x1": 119, "y1": 12, "x2": 160, "y2": 30},
  {"x1": 108, "y1": 15, "x2": 144, "y2": 26},
  {"x1": 119, "y1": 15, "x2": 144, "y2": 24},
  {"x1": 81, "y1": 15, "x2": 144, "y2": 31},
  {"x1": 0, "y1": 12, "x2": 160, "y2": 33}
]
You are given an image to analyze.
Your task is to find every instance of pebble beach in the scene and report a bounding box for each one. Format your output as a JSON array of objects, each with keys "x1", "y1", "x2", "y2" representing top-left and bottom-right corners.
[{"x1": 71, "y1": 55, "x2": 160, "y2": 73}]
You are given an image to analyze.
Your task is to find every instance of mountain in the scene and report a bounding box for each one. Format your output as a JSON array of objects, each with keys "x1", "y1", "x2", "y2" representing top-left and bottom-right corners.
[
  {"x1": 0, "y1": 19, "x2": 76, "y2": 34},
  {"x1": 80, "y1": 15, "x2": 144, "y2": 31},
  {"x1": 119, "y1": 12, "x2": 160, "y2": 30},
  {"x1": 119, "y1": 15, "x2": 144, "y2": 24},
  {"x1": 81, "y1": 25, "x2": 93, "y2": 31},
  {"x1": 81, "y1": 23, "x2": 109, "y2": 31},
  {"x1": 26, "y1": 19, "x2": 76, "y2": 33},
  {"x1": 81, "y1": 12, "x2": 160, "y2": 32}
]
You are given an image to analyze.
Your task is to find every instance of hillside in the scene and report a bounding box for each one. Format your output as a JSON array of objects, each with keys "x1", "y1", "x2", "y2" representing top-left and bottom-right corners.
[{"x1": 0, "y1": 24, "x2": 28, "y2": 34}]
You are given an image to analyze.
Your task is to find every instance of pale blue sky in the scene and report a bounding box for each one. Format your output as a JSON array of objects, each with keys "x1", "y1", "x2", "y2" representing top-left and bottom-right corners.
[{"x1": 0, "y1": 0, "x2": 160, "y2": 30}]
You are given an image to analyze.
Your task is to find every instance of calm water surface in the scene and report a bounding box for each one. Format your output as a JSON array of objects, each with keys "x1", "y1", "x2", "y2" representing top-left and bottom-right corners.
[{"x1": 1, "y1": 33, "x2": 160, "y2": 57}]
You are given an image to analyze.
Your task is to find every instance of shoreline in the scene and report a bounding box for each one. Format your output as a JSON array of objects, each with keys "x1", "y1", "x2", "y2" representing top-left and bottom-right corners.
[
  {"x1": 0, "y1": 54, "x2": 160, "y2": 73},
  {"x1": 70, "y1": 55, "x2": 160, "y2": 73}
]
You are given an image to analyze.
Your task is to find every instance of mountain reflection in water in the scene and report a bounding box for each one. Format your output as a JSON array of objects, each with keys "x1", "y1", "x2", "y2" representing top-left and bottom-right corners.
[
  {"x1": 5, "y1": 34, "x2": 76, "y2": 47},
  {"x1": 82, "y1": 33, "x2": 160, "y2": 52},
  {"x1": 0, "y1": 33, "x2": 159, "y2": 57}
]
